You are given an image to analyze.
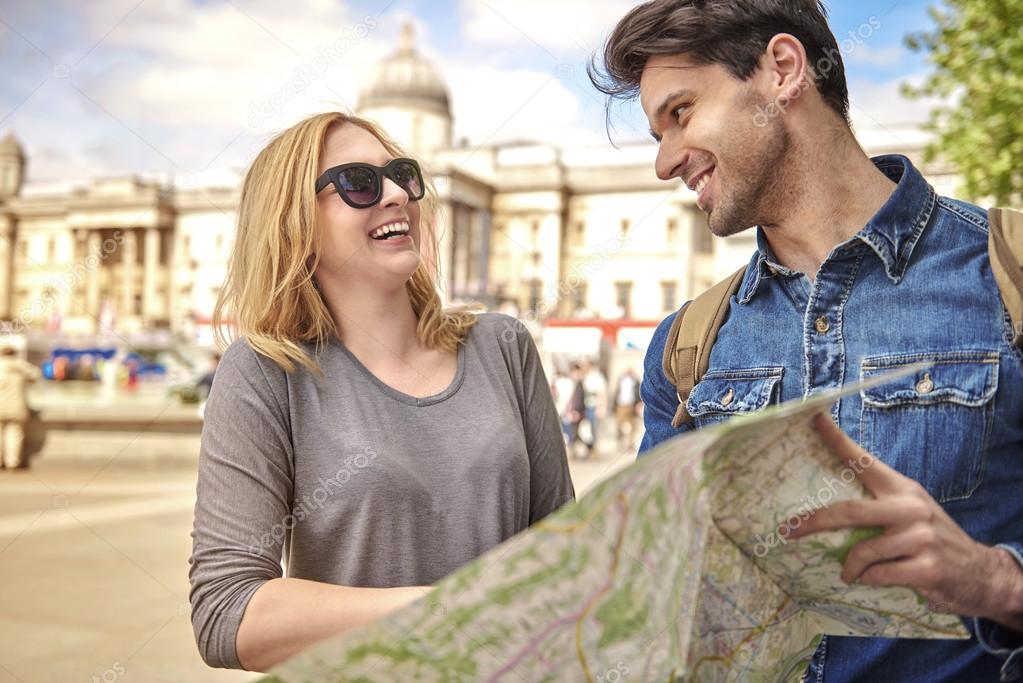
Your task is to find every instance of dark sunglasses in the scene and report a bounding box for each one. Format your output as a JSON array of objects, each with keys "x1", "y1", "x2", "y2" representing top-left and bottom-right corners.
[{"x1": 314, "y1": 158, "x2": 425, "y2": 209}]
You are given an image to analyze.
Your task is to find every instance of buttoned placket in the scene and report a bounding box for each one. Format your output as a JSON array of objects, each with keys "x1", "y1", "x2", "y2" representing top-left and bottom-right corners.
[{"x1": 803, "y1": 245, "x2": 867, "y2": 408}]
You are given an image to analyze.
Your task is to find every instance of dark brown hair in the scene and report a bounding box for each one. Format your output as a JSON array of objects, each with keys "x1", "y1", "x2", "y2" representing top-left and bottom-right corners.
[{"x1": 589, "y1": 0, "x2": 850, "y2": 124}]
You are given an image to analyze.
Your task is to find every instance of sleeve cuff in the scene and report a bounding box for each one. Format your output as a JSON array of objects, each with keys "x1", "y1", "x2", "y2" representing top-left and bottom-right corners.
[{"x1": 973, "y1": 543, "x2": 1023, "y2": 681}]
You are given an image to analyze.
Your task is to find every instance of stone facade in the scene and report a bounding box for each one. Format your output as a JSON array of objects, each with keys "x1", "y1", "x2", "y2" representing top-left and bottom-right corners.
[{"x1": 0, "y1": 25, "x2": 961, "y2": 345}]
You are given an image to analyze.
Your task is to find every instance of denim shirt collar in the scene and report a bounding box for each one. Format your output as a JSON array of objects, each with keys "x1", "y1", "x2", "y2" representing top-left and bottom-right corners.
[{"x1": 739, "y1": 154, "x2": 937, "y2": 305}]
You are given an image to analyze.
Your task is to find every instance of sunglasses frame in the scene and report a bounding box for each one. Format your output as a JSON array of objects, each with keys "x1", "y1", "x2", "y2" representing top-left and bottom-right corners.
[{"x1": 314, "y1": 157, "x2": 425, "y2": 209}]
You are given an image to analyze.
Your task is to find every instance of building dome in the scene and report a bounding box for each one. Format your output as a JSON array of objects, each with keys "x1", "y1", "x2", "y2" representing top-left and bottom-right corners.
[
  {"x1": 358, "y1": 23, "x2": 451, "y2": 118},
  {"x1": 0, "y1": 132, "x2": 25, "y2": 159}
]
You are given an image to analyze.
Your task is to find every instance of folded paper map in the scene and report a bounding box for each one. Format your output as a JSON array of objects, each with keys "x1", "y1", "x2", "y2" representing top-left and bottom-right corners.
[{"x1": 261, "y1": 368, "x2": 969, "y2": 682}]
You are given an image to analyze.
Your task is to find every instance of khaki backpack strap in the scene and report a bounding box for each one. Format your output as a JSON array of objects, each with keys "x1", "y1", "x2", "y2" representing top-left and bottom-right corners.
[
  {"x1": 989, "y1": 208, "x2": 1023, "y2": 349},
  {"x1": 661, "y1": 266, "x2": 746, "y2": 428}
]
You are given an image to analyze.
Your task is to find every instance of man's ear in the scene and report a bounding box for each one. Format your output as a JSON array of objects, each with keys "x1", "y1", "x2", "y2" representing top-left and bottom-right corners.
[{"x1": 761, "y1": 33, "x2": 811, "y2": 103}]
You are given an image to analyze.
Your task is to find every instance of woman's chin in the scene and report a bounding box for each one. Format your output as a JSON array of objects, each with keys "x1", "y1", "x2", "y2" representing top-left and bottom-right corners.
[{"x1": 375, "y1": 252, "x2": 422, "y2": 283}]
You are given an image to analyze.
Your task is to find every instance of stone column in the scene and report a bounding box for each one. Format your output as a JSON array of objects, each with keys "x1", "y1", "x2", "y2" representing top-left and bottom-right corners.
[
  {"x1": 143, "y1": 228, "x2": 160, "y2": 322},
  {"x1": 452, "y1": 203, "x2": 469, "y2": 298},
  {"x1": 477, "y1": 209, "x2": 491, "y2": 297},
  {"x1": 435, "y1": 200, "x2": 454, "y2": 302},
  {"x1": 0, "y1": 215, "x2": 12, "y2": 320},
  {"x1": 121, "y1": 229, "x2": 136, "y2": 319},
  {"x1": 86, "y1": 231, "x2": 101, "y2": 319}
]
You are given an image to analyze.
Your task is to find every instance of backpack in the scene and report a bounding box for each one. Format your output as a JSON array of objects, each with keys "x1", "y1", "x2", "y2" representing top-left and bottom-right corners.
[{"x1": 662, "y1": 207, "x2": 1023, "y2": 429}]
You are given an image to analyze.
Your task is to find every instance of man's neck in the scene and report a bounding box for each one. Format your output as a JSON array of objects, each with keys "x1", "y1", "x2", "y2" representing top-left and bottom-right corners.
[{"x1": 760, "y1": 133, "x2": 897, "y2": 280}]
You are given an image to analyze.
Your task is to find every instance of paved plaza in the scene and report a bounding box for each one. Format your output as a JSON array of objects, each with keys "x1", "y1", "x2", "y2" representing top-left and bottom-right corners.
[{"x1": 0, "y1": 404, "x2": 637, "y2": 682}]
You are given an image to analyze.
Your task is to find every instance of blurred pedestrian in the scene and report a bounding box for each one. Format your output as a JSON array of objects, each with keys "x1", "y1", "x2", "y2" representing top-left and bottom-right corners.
[
  {"x1": 0, "y1": 346, "x2": 40, "y2": 470},
  {"x1": 195, "y1": 352, "x2": 221, "y2": 399},
  {"x1": 566, "y1": 362, "x2": 587, "y2": 458},
  {"x1": 613, "y1": 367, "x2": 642, "y2": 452},
  {"x1": 551, "y1": 368, "x2": 577, "y2": 448},
  {"x1": 580, "y1": 358, "x2": 607, "y2": 459}
]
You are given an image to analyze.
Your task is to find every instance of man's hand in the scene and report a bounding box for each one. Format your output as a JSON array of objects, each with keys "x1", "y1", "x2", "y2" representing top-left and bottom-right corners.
[{"x1": 785, "y1": 413, "x2": 1023, "y2": 631}]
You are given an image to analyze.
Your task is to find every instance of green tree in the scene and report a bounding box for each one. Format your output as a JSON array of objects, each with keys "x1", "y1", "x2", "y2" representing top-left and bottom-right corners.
[{"x1": 903, "y1": 0, "x2": 1023, "y2": 205}]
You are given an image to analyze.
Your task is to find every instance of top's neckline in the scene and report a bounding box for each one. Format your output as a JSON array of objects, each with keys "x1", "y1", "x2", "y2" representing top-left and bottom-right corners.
[{"x1": 329, "y1": 336, "x2": 467, "y2": 407}]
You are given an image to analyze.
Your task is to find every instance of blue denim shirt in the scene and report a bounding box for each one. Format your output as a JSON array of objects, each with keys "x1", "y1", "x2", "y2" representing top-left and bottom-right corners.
[{"x1": 639, "y1": 155, "x2": 1023, "y2": 682}]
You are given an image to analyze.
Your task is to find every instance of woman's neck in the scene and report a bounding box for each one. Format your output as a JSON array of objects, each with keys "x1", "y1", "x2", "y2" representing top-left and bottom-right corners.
[{"x1": 321, "y1": 279, "x2": 423, "y2": 365}]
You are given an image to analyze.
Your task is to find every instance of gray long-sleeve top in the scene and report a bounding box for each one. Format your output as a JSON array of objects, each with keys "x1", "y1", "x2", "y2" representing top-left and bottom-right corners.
[{"x1": 188, "y1": 313, "x2": 575, "y2": 669}]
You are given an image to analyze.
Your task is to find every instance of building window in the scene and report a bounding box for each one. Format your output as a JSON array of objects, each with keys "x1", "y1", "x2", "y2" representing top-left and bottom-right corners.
[
  {"x1": 620, "y1": 218, "x2": 631, "y2": 233},
  {"x1": 575, "y1": 220, "x2": 585, "y2": 244},
  {"x1": 17, "y1": 239, "x2": 27, "y2": 261},
  {"x1": 531, "y1": 220, "x2": 540, "y2": 242},
  {"x1": 614, "y1": 281, "x2": 633, "y2": 318},
  {"x1": 47, "y1": 237, "x2": 56, "y2": 261},
  {"x1": 692, "y1": 212, "x2": 713, "y2": 253},
  {"x1": 572, "y1": 282, "x2": 588, "y2": 314},
  {"x1": 528, "y1": 279, "x2": 543, "y2": 315},
  {"x1": 666, "y1": 217, "x2": 678, "y2": 243},
  {"x1": 661, "y1": 281, "x2": 678, "y2": 313}
]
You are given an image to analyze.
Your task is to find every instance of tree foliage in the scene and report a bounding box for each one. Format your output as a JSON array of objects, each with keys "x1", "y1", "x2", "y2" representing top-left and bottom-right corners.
[{"x1": 903, "y1": 0, "x2": 1023, "y2": 205}]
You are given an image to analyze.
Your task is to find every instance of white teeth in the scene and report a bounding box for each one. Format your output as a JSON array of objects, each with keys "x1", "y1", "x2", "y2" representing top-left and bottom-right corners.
[
  {"x1": 370, "y1": 221, "x2": 410, "y2": 239},
  {"x1": 695, "y1": 175, "x2": 708, "y2": 196}
]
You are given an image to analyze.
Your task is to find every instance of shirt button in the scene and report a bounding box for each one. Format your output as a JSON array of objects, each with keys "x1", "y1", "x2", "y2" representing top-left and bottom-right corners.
[
  {"x1": 721, "y1": 388, "x2": 735, "y2": 407},
  {"x1": 916, "y1": 373, "x2": 934, "y2": 394},
  {"x1": 814, "y1": 316, "x2": 830, "y2": 334}
]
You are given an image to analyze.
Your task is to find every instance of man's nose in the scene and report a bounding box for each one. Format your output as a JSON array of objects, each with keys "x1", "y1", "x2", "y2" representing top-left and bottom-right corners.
[{"x1": 655, "y1": 140, "x2": 688, "y2": 182}]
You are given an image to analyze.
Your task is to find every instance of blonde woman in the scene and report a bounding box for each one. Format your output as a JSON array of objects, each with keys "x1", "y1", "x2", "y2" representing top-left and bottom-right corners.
[{"x1": 188, "y1": 112, "x2": 574, "y2": 672}]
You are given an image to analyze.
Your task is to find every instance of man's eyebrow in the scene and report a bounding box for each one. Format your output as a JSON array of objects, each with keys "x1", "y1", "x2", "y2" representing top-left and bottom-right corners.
[
  {"x1": 654, "y1": 88, "x2": 696, "y2": 120},
  {"x1": 648, "y1": 88, "x2": 696, "y2": 142}
]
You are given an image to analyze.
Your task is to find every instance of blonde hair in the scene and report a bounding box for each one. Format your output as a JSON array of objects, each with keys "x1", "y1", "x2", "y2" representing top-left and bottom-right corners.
[{"x1": 213, "y1": 112, "x2": 478, "y2": 374}]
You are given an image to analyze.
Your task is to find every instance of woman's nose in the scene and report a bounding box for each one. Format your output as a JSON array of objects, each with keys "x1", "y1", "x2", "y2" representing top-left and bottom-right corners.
[{"x1": 380, "y1": 177, "x2": 408, "y2": 208}]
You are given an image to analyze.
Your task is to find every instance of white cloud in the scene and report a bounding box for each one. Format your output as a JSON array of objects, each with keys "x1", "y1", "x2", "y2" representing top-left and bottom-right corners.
[
  {"x1": 86, "y1": 0, "x2": 388, "y2": 128},
  {"x1": 848, "y1": 74, "x2": 940, "y2": 127},
  {"x1": 844, "y1": 44, "x2": 908, "y2": 68},
  {"x1": 460, "y1": 0, "x2": 636, "y2": 54},
  {"x1": 4, "y1": 1, "x2": 651, "y2": 183},
  {"x1": 442, "y1": 63, "x2": 602, "y2": 148},
  {"x1": 848, "y1": 74, "x2": 946, "y2": 151},
  {"x1": 11, "y1": 0, "x2": 400, "y2": 181}
]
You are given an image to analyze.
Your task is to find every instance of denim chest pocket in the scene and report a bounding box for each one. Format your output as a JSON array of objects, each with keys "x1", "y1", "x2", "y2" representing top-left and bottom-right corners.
[
  {"x1": 860, "y1": 351, "x2": 999, "y2": 503},
  {"x1": 686, "y1": 367, "x2": 784, "y2": 428}
]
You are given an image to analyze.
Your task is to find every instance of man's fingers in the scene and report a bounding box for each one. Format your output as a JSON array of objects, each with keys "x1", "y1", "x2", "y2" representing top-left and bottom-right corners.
[
  {"x1": 841, "y1": 526, "x2": 930, "y2": 584},
  {"x1": 857, "y1": 555, "x2": 939, "y2": 592},
  {"x1": 813, "y1": 413, "x2": 906, "y2": 496},
  {"x1": 784, "y1": 496, "x2": 925, "y2": 539}
]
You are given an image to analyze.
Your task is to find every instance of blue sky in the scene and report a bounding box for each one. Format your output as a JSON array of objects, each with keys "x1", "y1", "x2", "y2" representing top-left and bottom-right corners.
[{"x1": 0, "y1": 0, "x2": 942, "y2": 185}]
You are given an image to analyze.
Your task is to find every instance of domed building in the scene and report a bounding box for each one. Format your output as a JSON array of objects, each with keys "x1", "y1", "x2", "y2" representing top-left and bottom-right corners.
[{"x1": 357, "y1": 22, "x2": 453, "y2": 155}]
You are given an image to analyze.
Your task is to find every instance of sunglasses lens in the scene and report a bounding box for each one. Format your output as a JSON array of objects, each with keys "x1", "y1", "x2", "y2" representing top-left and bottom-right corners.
[
  {"x1": 393, "y1": 161, "x2": 423, "y2": 198},
  {"x1": 337, "y1": 166, "x2": 379, "y2": 206}
]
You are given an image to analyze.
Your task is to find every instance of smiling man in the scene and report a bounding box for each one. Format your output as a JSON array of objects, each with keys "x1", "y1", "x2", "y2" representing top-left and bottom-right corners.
[{"x1": 590, "y1": 1, "x2": 1023, "y2": 681}]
